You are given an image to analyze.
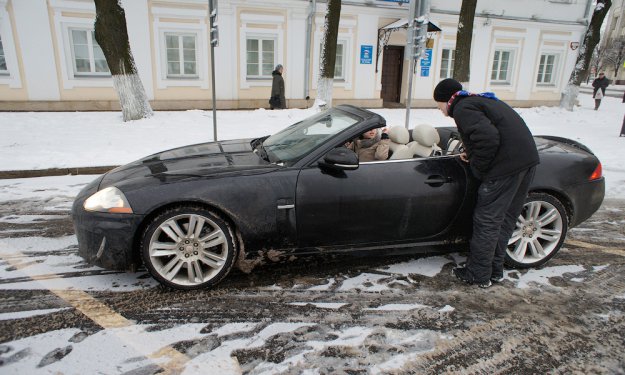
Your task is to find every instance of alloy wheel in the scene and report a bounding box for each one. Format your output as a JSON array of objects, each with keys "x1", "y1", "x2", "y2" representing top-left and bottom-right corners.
[
  {"x1": 148, "y1": 213, "x2": 230, "y2": 287},
  {"x1": 507, "y1": 199, "x2": 565, "y2": 266}
]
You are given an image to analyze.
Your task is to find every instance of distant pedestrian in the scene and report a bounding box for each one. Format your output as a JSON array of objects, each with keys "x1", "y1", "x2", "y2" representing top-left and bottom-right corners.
[
  {"x1": 592, "y1": 72, "x2": 610, "y2": 110},
  {"x1": 269, "y1": 64, "x2": 286, "y2": 110},
  {"x1": 433, "y1": 78, "x2": 539, "y2": 288}
]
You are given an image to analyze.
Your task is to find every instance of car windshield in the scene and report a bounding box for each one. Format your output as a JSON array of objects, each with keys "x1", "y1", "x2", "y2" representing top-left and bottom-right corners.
[{"x1": 262, "y1": 108, "x2": 361, "y2": 165}]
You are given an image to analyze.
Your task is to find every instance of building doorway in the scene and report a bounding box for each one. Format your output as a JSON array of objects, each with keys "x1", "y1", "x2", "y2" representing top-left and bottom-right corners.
[{"x1": 381, "y1": 46, "x2": 404, "y2": 106}]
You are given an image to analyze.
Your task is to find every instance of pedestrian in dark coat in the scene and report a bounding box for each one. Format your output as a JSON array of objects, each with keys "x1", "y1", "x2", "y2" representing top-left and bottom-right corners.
[
  {"x1": 592, "y1": 72, "x2": 610, "y2": 110},
  {"x1": 270, "y1": 64, "x2": 286, "y2": 109},
  {"x1": 433, "y1": 78, "x2": 540, "y2": 288}
]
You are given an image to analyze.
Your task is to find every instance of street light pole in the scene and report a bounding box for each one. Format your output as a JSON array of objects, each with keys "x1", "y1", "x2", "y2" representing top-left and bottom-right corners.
[
  {"x1": 209, "y1": 0, "x2": 219, "y2": 141},
  {"x1": 405, "y1": 0, "x2": 430, "y2": 129}
]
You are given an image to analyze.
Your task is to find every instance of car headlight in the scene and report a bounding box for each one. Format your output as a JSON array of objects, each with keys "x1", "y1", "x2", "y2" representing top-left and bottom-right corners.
[{"x1": 83, "y1": 186, "x2": 133, "y2": 213}]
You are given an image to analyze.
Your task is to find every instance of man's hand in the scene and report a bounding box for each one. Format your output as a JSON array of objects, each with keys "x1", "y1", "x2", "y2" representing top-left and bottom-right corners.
[{"x1": 459, "y1": 152, "x2": 469, "y2": 163}]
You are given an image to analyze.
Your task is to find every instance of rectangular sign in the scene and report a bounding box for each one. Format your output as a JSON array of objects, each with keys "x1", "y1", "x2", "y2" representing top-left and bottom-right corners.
[
  {"x1": 420, "y1": 67, "x2": 430, "y2": 77},
  {"x1": 360, "y1": 45, "x2": 373, "y2": 64},
  {"x1": 420, "y1": 48, "x2": 433, "y2": 67},
  {"x1": 377, "y1": 0, "x2": 410, "y2": 3}
]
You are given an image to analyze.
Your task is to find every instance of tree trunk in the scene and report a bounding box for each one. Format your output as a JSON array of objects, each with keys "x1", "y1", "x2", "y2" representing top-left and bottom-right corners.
[
  {"x1": 94, "y1": 0, "x2": 152, "y2": 121},
  {"x1": 452, "y1": 0, "x2": 477, "y2": 87},
  {"x1": 315, "y1": 0, "x2": 341, "y2": 109},
  {"x1": 560, "y1": 0, "x2": 611, "y2": 111}
]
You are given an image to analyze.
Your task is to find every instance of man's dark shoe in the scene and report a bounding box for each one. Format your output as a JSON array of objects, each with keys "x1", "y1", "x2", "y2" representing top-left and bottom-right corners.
[{"x1": 452, "y1": 267, "x2": 492, "y2": 288}]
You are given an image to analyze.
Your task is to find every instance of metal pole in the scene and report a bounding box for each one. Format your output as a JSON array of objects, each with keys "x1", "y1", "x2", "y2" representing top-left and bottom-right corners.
[
  {"x1": 208, "y1": 0, "x2": 218, "y2": 141},
  {"x1": 304, "y1": 0, "x2": 316, "y2": 101},
  {"x1": 210, "y1": 44, "x2": 217, "y2": 141},
  {"x1": 404, "y1": 0, "x2": 429, "y2": 129},
  {"x1": 405, "y1": 56, "x2": 416, "y2": 129},
  {"x1": 404, "y1": 0, "x2": 420, "y2": 129}
]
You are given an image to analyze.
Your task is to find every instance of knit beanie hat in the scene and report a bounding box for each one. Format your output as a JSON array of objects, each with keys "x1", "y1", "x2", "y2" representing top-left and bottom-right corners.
[{"x1": 433, "y1": 78, "x2": 463, "y2": 102}]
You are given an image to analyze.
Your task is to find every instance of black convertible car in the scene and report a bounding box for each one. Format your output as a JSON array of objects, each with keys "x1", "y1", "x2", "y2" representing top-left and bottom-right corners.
[{"x1": 72, "y1": 105, "x2": 605, "y2": 290}]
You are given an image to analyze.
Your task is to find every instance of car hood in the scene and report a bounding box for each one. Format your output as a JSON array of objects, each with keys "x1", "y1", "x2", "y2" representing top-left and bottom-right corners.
[{"x1": 100, "y1": 138, "x2": 278, "y2": 189}]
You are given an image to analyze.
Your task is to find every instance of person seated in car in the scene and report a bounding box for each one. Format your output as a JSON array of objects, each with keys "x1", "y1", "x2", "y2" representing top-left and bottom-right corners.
[{"x1": 345, "y1": 128, "x2": 390, "y2": 162}]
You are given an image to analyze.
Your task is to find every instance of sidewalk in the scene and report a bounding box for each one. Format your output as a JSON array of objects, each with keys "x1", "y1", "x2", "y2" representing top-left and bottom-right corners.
[{"x1": 0, "y1": 166, "x2": 117, "y2": 180}]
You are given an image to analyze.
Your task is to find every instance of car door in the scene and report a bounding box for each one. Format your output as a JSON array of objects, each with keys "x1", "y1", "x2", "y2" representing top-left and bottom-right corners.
[{"x1": 295, "y1": 155, "x2": 468, "y2": 248}]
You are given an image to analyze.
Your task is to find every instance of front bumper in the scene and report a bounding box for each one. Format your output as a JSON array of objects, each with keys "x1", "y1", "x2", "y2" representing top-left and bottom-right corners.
[{"x1": 72, "y1": 178, "x2": 144, "y2": 271}]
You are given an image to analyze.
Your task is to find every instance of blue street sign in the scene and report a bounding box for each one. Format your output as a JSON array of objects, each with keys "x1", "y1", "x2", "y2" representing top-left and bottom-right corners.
[
  {"x1": 420, "y1": 48, "x2": 432, "y2": 67},
  {"x1": 360, "y1": 45, "x2": 373, "y2": 64},
  {"x1": 378, "y1": 0, "x2": 410, "y2": 3},
  {"x1": 420, "y1": 67, "x2": 430, "y2": 77}
]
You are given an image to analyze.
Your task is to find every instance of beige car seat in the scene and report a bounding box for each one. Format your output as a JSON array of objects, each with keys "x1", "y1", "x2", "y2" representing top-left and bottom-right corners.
[
  {"x1": 407, "y1": 124, "x2": 442, "y2": 157},
  {"x1": 386, "y1": 126, "x2": 413, "y2": 160}
]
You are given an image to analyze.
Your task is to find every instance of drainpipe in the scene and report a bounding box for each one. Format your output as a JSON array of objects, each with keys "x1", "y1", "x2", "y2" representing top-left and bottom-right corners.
[
  {"x1": 304, "y1": 0, "x2": 316, "y2": 101},
  {"x1": 583, "y1": 0, "x2": 593, "y2": 23}
]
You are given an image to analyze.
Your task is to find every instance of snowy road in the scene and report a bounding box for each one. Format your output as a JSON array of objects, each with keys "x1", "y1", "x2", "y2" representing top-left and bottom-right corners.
[{"x1": 0, "y1": 177, "x2": 624, "y2": 374}]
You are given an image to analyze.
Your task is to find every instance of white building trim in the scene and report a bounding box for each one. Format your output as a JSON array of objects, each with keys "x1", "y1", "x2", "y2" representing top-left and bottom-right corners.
[
  {"x1": 312, "y1": 17, "x2": 356, "y2": 90},
  {"x1": 0, "y1": 0, "x2": 21, "y2": 88},
  {"x1": 238, "y1": 12, "x2": 285, "y2": 89},
  {"x1": 49, "y1": 0, "x2": 113, "y2": 90}
]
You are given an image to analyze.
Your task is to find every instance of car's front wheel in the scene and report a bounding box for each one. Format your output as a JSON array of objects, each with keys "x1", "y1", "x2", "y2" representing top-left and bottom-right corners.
[
  {"x1": 505, "y1": 192, "x2": 568, "y2": 268},
  {"x1": 140, "y1": 206, "x2": 237, "y2": 290}
]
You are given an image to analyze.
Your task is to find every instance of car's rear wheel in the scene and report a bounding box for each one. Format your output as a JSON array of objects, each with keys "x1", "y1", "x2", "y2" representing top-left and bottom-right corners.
[
  {"x1": 505, "y1": 192, "x2": 568, "y2": 268},
  {"x1": 140, "y1": 206, "x2": 237, "y2": 290}
]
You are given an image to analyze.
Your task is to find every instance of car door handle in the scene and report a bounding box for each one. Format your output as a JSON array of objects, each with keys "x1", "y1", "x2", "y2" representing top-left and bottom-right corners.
[{"x1": 424, "y1": 175, "x2": 452, "y2": 186}]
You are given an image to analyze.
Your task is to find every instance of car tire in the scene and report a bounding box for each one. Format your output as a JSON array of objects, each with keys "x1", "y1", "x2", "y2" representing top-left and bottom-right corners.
[
  {"x1": 140, "y1": 206, "x2": 238, "y2": 290},
  {"x1": 504, "y1": 192, "x2": 569, "y2": 269}
]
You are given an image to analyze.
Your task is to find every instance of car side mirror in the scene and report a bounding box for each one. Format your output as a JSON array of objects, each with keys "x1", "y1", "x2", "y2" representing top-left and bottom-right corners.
[{"x1": 319, "y1": 148, "x2": 359, "y2": 171}]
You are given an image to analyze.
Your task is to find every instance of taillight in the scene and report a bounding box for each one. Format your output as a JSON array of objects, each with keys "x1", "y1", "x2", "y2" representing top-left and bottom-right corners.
[{"x1": 589, "y1": 162, "x2": 602, "y2": 181}]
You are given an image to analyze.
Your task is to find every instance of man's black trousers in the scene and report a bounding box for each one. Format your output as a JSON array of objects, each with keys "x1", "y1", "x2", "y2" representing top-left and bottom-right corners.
[{"x1": 466, "y1": 166, "x2": 536, "y2": 283}]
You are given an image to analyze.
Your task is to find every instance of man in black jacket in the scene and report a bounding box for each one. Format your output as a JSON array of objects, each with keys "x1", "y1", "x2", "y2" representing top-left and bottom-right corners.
[
  {"x1": 592, "y1": 72, "x2": 610, "y2": 110},
  {"x1": 433, "y1": 78, "x2": 539, "y2": 288}
]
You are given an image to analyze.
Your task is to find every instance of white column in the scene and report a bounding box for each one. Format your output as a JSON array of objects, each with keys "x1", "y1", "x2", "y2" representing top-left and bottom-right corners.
[
  {"x1": 214, "y1": 3, "x2": 235, "y2": 100},
  {"x1": 354, "y1": 13, "x2": 378, "y2": 99},
  {"x1": 469, "y1": 23, "x2": 492, "y2": 92},
  {"x1": 121, "y1": 0, "x2": 153, "y2": 99},
  {"x1": 287, "y1": 8, "x2": 307, "y2": 99},
  {"x1": 516, "y1": 28, "x2": 540, "y2": 100},
  {"x1": 12, "y1": 0, "x2": 60, "y2": 100}
]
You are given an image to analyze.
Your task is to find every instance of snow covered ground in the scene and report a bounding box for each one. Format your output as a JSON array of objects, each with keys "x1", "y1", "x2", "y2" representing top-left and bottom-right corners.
[{"x1": 1, "y1": 92, "x2": 623, "y2": 198}]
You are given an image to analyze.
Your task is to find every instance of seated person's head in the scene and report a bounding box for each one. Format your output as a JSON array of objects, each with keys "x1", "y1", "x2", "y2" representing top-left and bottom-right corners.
[{"x1": 362, "y1": 128, "x2": 379, "y2": 140}]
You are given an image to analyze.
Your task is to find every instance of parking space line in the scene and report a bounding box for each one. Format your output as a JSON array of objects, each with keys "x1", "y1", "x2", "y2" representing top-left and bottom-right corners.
[{"x1": 0, "y1": 251, "x2": 216, "y2": 374}]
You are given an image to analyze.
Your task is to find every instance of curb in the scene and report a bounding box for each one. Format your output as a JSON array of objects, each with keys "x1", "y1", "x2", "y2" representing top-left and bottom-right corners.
[{"x1": 0, "y1": 166, "x2": 119, "y2": 180}]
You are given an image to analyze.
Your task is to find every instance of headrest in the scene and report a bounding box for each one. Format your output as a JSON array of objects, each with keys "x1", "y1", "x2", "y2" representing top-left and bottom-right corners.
[
  {"x1": 412, "y1": 124, "x2": 440, "y2": 147},
  {"x1": 387, "y1": 126, "x2": 410, "y2": 144}
]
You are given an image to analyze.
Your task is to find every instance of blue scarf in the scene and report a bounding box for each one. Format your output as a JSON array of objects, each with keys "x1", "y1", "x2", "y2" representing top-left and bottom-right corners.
[{"x1": 447, "y1": 90, "x2": 499, "y2": 108}]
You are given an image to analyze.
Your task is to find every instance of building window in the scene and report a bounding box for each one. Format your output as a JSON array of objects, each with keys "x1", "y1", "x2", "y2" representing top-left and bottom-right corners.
[
  {"x1": 440, "y1": 48, "x2": 455, "y2": 79},
  {"x1": 165, "y1": 33, "x2": 197, "y2": 78},
  {"x1": 247, "y1": 38, "x2": 275, "y2": 78},
  {"x1": 0, "y1": 35, "x2": 7, "y2": 74},
  {"x1": 491, "y1": 50, "x2": 513, "y2": 83},
  {"x1": 70, "y1": 29, "x2": 109, "y2": 76},
  {"x1": 319, "y1": 41, "x2": 346, "y2": 80},
  {"x1": 537, "y1": 53, "x2": 557, "y2": 85},
  {"x1": 334, "y1": 42, "x2": 346, "y2": 80}
]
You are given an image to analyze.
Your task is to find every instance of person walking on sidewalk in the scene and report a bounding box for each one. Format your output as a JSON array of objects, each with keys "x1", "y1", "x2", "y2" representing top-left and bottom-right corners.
[
  {"x1": 269, "y1": 64, "x2": 286, "y2": 110},
  {"x1": 433, "y1": 78, "x2": 540, "y2": 288},
  {"x1": 592, "y1": 72, "x2": 610, "y2": 110}
]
